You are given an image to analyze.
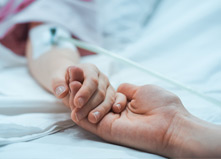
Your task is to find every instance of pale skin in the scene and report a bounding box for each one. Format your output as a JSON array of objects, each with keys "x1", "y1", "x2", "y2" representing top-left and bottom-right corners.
[
  {"x1": 26, "y1": 22, "x2": 124, "y2": 123},
  {"x1": 26, "y1": 23, "x2": 221, "y2": 158},
  {"x1": 72, "y1": 83, "x2": 221, "y2": 158}
]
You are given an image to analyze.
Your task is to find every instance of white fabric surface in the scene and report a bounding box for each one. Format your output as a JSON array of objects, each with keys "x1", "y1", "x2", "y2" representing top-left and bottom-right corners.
[
  {"x1": 0, "y1": 0, "x2": 221, "y2": 158},
  {"x1": 0, "y1": 47, "x2": 74, "y2": 147},
  {"x1": 0, "y1": 0, "x2": 100, "y2": 44},
  {"x1": 0, "y1": 46, "x2": 163, "y2": 159}
]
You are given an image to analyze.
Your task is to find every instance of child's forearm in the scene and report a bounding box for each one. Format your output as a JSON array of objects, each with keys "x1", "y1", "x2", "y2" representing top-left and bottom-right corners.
[
  {"x1": 26, "y1": 38, "x2": 80, "y2": 93},
  {"x1": 25, "y1": 24, "x2": 118, "y2": 123}
]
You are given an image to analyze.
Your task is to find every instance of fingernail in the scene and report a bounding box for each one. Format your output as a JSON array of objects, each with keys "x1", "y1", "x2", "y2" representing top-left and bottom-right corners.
[
  {"x1": 77, "y1": 98, "x2": 84, "y2": 108},
  {"x1": 115, "y1": 104, "x2": 121, "y2": 111},
  {"x1": 93, "y1": 111, "x2": 100, "y2": 122},
  {"x1": 55, "y1": 86, "x2": 66, "y2": 96}
]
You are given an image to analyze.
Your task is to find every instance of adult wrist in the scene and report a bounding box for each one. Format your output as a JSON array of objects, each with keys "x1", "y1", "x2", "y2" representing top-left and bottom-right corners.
[{"x1": 165, "y1": 112, "x2": 221, "y2": 158}]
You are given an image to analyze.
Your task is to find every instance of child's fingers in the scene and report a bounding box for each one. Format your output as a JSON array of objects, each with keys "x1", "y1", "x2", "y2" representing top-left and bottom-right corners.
[
  {"x1": 69, "y1": 81, "x2": 82, "y2": 110},
  {"x1": 62, "y1": 94, "x2": 70, "y2": 107},
  {"x1": 71, "y1": 110, "x2": 98, "y2": 135},
  {"x1": 68, "y1": 66, "x2": 84, "y2": 83},
  {"x1": 72, "y1": 73, "x2": 110, "y2": 122},
  {"x1": 87, "y1": 85, "x2": 115, "y2": 124},
  {"x1": 52, "y1": 66, "x2": 83, "y2": 99},
  {"x1": 72, "y1": 85, "x2": 114, "y2": 124},
  {"x1": 74, "y1": 67, "x2": 100, "y2": 108},
  {"x1": 112, "y1": 93, "x2": 127, "y2": 113},
  {"x1": 52, "y1": 80, "x2": 69, "y2": 99},
  {"x1": 72, "y1": 88, "x2": 105, "y2": 122}
]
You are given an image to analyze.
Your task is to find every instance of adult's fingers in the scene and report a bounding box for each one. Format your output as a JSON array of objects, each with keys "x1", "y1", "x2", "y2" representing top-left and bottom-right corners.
[
  {"x1": 71, "y1": 111, "x2": 117, "y2": 140},
  {"x1": 112, "y1": 93, "x2": 127, "y2": 113},
  {"x1": 117, "y1": 83, "x2": 139, "y2": 101}
]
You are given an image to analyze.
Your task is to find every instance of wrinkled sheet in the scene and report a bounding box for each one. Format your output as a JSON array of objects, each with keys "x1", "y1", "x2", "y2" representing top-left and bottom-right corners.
[
  {"x1": 0, "y1": 0, "x2": 221, "y2": 158},
  {"x1": 0, "y1": 46, "x2": 163, "y2": 159}
]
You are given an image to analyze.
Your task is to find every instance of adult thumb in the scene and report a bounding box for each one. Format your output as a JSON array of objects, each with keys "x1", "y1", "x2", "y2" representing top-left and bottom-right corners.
[{"x1": 117, "y1": 83, "x2": 139, "y2": 101}]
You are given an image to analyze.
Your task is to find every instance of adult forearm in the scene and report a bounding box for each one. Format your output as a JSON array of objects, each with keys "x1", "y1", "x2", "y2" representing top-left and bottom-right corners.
[{"x1": 166, "y1": 113, "x2": 221, "y2": 158}]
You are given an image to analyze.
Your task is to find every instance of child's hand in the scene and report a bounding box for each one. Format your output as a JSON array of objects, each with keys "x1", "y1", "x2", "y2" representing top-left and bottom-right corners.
[
  {"x1": 68, "y1": 64, "x2": 127, "y2": 124},
  {"x1": 70, "y1": 81, "x2": 127, "y2": 124},
  {"x1": 52, "y1": 63, "x2": 127, "y2": 123}
]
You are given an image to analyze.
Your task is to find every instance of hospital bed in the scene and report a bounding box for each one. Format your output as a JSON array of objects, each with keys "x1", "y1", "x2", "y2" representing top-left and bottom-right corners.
[{"x1": 0, "y1": 0, "x2": 221, "y2": 158}]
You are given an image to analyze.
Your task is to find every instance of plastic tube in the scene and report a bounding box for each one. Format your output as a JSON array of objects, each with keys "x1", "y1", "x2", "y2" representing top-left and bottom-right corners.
[{"x1": 59, "y1": 37, "x2": 221, "y2": 106}]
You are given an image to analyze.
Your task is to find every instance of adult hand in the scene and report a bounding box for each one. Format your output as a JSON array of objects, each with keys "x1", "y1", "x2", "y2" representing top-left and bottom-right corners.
[
  {"x1": 72, "y1": 83, "x2": 221, "y2": 158},
  {"x1": 71, "y1": 83, "x2": 188, "y2": 157}
]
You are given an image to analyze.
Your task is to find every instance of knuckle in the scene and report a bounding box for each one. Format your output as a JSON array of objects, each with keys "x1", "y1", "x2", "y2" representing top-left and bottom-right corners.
[
  {"x1": 90, "y1": 77, "x2": 99, "y2": 87},
  {"x1": 83, "y1": 89, "x2": 92, "y2": 98},
  {"x1": 101, "y1": 73, "x2": 109, "y2": 85},
  {"x1": 98, "y1": 106, "x2": 106, "y2": 114},
  {"x1": 106, "y1": 92, "x2": 115, "y2": 106},
  {"x1": 98, "y1": 102, "x2": 111, "y2": 114},
  {"x1": 87, "y1": 63, "x2": 95, "y2": 67},
  {"x1": 143, "y1": 84, "x2": 156, "y2": 89},
  {"x1": 91, "y1": 64, "x2": 98, "y2": 70},
  {"x1": 109, "y1": 95, "x2": 115, "y2": 105},
  {"x1": 98, "y1": 89, "x2": 105, "y2": 100},
  {"x1": 87, "y1": 63, "x2": 98, "y2": 72},
  {"x1": 108, "y1": 88, "x2": 116, "y2": 104},
  {"x1": 169, "y1": 94, "x2": 181, "y2": 104},
  {"x1": 101, "y1": 73, "x2": 107, "y2": 79}
]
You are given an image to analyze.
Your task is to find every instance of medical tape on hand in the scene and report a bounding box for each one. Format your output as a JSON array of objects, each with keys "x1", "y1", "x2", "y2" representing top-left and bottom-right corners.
[{"x1": 29, "y1": 24, "x2": 77, "y2": 59}]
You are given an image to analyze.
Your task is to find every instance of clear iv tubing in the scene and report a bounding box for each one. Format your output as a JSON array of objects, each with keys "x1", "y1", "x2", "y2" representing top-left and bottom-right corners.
[{"x1": 59, "y1": 37, "x2": 221, "y2": 106}]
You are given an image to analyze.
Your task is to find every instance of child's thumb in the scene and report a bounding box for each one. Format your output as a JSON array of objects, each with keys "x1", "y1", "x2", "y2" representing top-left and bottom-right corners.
[{"x1": 53, "y1": 82, "x2": 69, "y2": 98}]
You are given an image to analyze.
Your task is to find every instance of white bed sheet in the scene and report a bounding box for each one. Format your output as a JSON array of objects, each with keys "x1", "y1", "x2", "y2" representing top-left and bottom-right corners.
[
  {"x1": 0, "y1": 48, "x2": 164, "y2": 159},
  {"x1": 1, "y1": 0, "x2": 221, "y2": 158}
]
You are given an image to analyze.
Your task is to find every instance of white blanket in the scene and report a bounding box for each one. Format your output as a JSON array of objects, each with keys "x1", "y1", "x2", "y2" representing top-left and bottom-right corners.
[
  {"x1": 0, "y1": 47, "x2": 74, "y2": 146},
  {"x1": 0, "y1": 46, "x2": 163, "y2": 159}
]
